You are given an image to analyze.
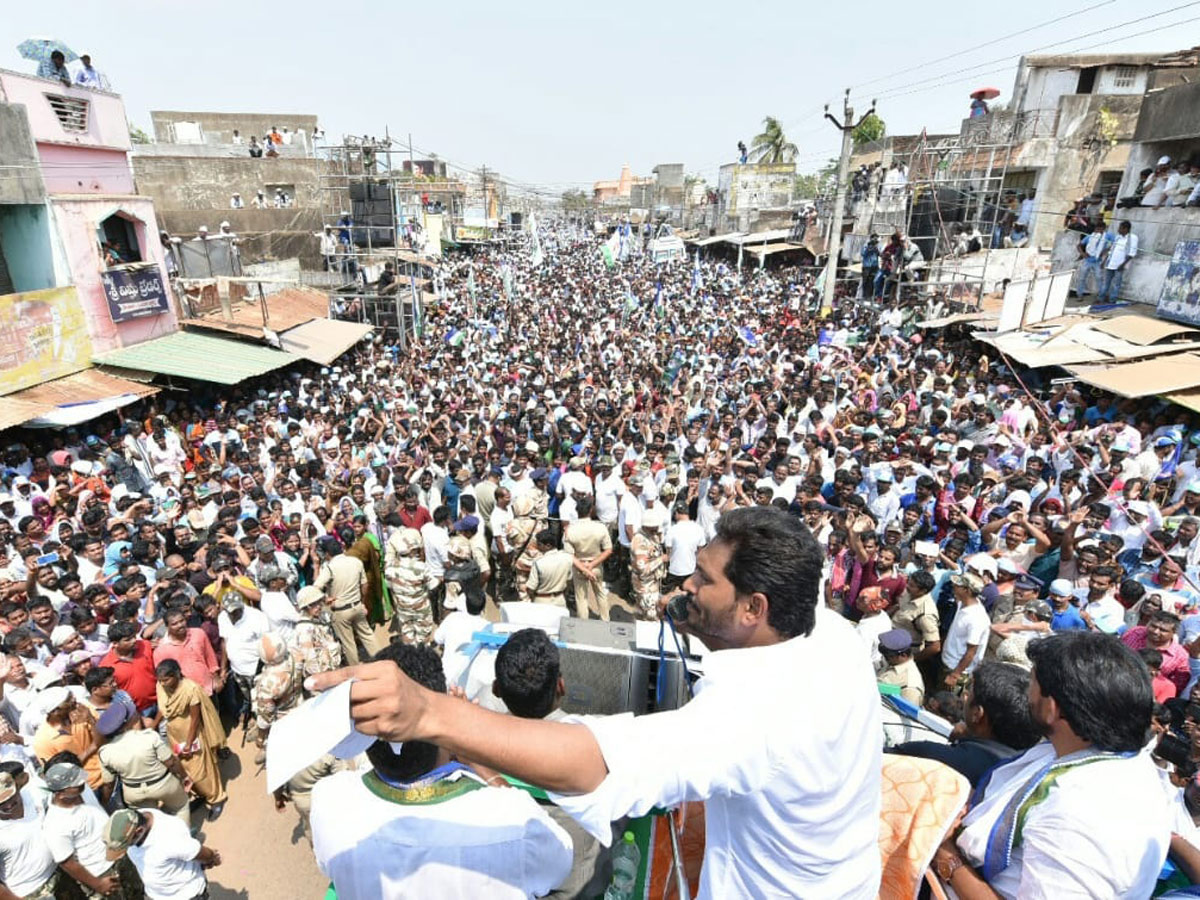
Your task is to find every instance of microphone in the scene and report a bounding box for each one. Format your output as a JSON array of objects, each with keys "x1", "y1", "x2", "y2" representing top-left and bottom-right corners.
[{"x1": 665, "y1": 591, "x2": 693, "y2": 622}]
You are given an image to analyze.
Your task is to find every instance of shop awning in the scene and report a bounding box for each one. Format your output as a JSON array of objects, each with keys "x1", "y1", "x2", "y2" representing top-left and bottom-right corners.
[
  {"x1": 0, "y1": 368, "x2": 159, "y2": 431},
  {"x1": 687, "y1": 232, "x2": 744, "y2": 247},
  {"x1": 93, "y1": 332, "x2": 300, "y2": 385},
  {"x1": 279, "y1": 319, "x2": 374, "y2": 365},
  {"x1": 1065, "y1": 352, "x2": 1200, "y2": 398},
  {"x1": 744, "y1": 241, "x2": 812, "y2": 259}
]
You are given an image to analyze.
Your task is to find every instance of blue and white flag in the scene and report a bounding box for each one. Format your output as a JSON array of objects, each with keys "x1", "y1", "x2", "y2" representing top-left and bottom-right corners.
[
  {"x1": 691, "y1": 250, "x2": 703, "y2": 296},
  {"x1": 738, "y1": 326, "x2": 759, "y2": 347}
]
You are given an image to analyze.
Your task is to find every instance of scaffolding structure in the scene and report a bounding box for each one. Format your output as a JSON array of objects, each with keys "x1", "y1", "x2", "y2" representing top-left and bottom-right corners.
[{"x1": 315, "y1": 135, "x2": 468, "y2": 343}]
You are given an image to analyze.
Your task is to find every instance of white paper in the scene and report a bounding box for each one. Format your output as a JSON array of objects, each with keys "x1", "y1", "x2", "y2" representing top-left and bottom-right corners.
[{"x1": 264, "y1": 679, "x2": 401, "y2": 792}]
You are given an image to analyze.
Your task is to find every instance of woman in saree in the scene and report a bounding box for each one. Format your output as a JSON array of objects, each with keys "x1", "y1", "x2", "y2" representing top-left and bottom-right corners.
[
  {"x1": 345, "y1": 514, "x2": 392, "y2": 626},
  {"x1": 154, "y1": 658, "x2": 228, "y2": 819}
]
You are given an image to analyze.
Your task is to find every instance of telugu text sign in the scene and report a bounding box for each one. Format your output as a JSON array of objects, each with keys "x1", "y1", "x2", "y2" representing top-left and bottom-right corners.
[
  {"x1": 0, "y1": 286, "x2": 93, "y2": 396},
  {"x1": 101, "y1": 266, "x2": 171, "y2": 323}
]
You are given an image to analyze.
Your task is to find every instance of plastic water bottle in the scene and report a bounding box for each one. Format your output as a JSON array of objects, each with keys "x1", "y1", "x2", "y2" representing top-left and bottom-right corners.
[{"x1": 604, "y1": 830, "x2": 640, "y2": 900}]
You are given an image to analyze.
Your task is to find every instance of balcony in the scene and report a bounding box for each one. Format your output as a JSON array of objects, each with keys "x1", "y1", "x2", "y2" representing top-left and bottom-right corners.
[
  {"x1": 960, "y1": 109, "x2": 1059, "y2": 147},
  {"x1": 0, "y1": 68, "x2": 130, "y2": 151}
]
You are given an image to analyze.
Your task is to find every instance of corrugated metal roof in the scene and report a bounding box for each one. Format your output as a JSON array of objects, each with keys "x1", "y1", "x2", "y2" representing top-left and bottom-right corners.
[
  {"x1": 180, "y1": 286, "x2": 330, "y2": 338},
  {"x1": 279, "y1": 319, "x2": 374, "y2": 365},
  {"x1": 93, "y1": 332, "x2": 300, "y2": 385},
  {"x1": 0, "y1": 368, "x2": 159, "y2": 432}
]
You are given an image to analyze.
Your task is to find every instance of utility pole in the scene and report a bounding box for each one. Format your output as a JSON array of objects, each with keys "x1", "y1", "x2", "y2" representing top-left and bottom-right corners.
[
  {"x1": 479, "y1": 165, "x2": 490, "y2": 222},
  {"x1": 821, "y1": 89, "x2": 875, "y2": 312}
]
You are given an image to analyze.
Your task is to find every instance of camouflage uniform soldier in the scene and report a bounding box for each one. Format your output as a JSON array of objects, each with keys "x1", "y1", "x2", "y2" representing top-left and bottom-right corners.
[
  {"x1": 252, "y1": 632, "x2": 302, "y2": 763},
  {"x1": 384, "y1": 527, "x2": 434, "y2": 644},
  {"x1": 506, "y1": 494, "x2": 541, "y2": 601},
  {"x1": 529, "y1": 468, "x2": 551, "y2": 527},
  {"x1": 288, "y1": 586, "x2": 342, "y2": 687},
  {"x1": 630, "y1": 507, "x2": 667, "y2": 619},
  {"x1": 443, "y1": 535, "x2": 474, "y2": 611}
]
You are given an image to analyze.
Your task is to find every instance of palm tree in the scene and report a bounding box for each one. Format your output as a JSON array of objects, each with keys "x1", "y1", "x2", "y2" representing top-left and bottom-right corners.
[{"x1": 749, "y1": 116, "x2": 798, "y2": 165}]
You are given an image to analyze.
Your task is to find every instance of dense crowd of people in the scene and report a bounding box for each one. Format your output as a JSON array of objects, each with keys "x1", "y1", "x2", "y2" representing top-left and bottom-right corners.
[{"x1": 1, "y1": 222, "x2": 1200, "y2": 897}]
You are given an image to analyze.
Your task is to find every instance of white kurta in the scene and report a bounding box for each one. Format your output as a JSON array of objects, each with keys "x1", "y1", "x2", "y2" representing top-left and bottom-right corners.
[
  {"x1": 956, "y1": 741, "x2": 1170, "y2": 898},
  {"x1": 552, "y1": 606, "x2": 883, "y2": 899}
]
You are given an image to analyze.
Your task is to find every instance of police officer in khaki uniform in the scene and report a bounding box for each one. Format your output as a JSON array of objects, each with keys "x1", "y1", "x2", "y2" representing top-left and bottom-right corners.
[
  {"x1": 877, "y1": 629, "x2": 925, "y2": 706},
  {"x1": 528, "y1": 468, "x2": 551, "y2": 527},
  {"x1": 525, "y1": 530, "x2": 574, "y2": 607},
  {"x1": 96, "y1": 702, "x2": 193, "y2": 823},
  {"x1": 506, "y1": 494, "x2": 541, "y2": 600},
  {"x1": 563, "y1": 496, "x2": 613, "y2": 620}
]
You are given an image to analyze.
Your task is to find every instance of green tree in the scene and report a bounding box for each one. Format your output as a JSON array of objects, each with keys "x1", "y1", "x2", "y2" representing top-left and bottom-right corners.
[
  {"x1": 794, "y1": 158, "x2": 838, "y2": 199},
  {"x1": 852, "y1": 112, "x2": 886, "y2": 150},
  {"x1": 128, "y1": 121, "x2": 151, "y2": 144},
  {"x1": 561, "y1": 189, "x2": 593, "y2": 212},
  {"x1": 749, "y1": 116, "x2": 798, "y2": 165}
]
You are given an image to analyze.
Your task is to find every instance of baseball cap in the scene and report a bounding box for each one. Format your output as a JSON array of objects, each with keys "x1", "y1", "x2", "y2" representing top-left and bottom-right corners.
[
  {"x1": 1048, "y1": 578, "x2": 1073, "y2": 597},
  {"x1": 220, "y1": 591, "x2": 245, "y2": 613},
  {"x1": 254, "y1": 535, "x2": 276, "y2": 553},
  {"x1": 104, "y1": 808, "x2": 143, "y2": 855},
  {"x1": 950, "y1": 572, "x2": 984, "y2": 593},
  {"x1": 1024, "y1": 599, "x2": 1053, "y2": 622}
]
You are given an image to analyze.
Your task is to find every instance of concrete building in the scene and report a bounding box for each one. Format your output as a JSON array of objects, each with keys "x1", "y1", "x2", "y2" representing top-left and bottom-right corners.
[
  {"x1": 133, "y1": 110, "x2": 333, "y2": 269},
  {"x1": 0, "y1": 68, "x2": 177, "y2": 360},
  {"x1": 593, "y1": 164, "x2": 653, "y2": 206},
  {"x1": 1050, "y1": 77, "x2": 1200, "y2": 306},
  {"x1": 960, "y1": 48, "x2": 1200, "y2": 247},
  {"x1": 715, "y1": 162, "x2": 796, "y2": 234}
]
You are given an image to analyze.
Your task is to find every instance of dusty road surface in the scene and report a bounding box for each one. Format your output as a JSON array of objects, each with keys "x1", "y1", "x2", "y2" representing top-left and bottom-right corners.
[{"x1": 195, "y1": 728, "x2": 329, "y2": 900}]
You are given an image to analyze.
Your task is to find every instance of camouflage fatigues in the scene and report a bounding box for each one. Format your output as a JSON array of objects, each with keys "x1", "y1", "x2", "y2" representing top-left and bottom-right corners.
[
  {"x1": 506, "y1": 495, "x2": 541, "y2": 601},
  {"x1": 287, "y1": 618, "x2": 342, "y2": 684},
  {"x1": 385, "y1": 527, "x2": 434, "y2": 643},
  {"x1": 630, "y1": 532, "x2": 665, "y2": 619},
  {"x1": 253, "y1": 652, "x2": 303, "y2": 732}
]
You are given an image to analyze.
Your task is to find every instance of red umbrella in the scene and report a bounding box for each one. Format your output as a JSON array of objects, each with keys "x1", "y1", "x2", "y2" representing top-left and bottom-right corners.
[{"x1": 971, "y1": 87, "x2": 1001, "y2": 100}]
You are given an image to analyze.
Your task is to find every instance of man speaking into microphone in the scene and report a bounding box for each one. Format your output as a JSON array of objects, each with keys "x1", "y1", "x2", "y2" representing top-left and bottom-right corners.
[{"x1": 310, "y1": 507, "x2": 882, "y2": 898}]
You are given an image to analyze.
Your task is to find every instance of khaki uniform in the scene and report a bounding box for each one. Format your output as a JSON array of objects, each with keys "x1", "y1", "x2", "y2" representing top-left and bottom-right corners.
[
  {"x1": 506, "y1": 516, "x2": 541, "y2": 599},
  {"x1": 564, "y1": 519, "x2": 612, "y2": 620},
  {"x1": 253, "y1": 654, "x2": 302, "y2": 733},
  {"x1": 316, "y1": 554, "x2": 379, "y2": 665},
  {"x1": 890, "y1": 591, "x2": 940, "y2": 654},
  {"x1": 630, "y1": 532, "x2": 665, "y2": 619},
  {"x1": 385, "y1": 528, "x2": 434, "y2": 644},
  {"x1": 530, "y1": 488, "x2": 550, "y2": 526},
  {"x1": 879, "y1": 658, "x2": 925, "y2": 706},
  {"x1": 526, "y1": 550, "x2": 574, "y2": 606},
  {"x1": 288, "y1": 617, "x2": 342, "y2": 683},
  {"x1": 288, "y1": 753, "x2": 346, "y2": 845},
  {"x1": 97, "y1": 728, "x2": 190, "y2": 823}
]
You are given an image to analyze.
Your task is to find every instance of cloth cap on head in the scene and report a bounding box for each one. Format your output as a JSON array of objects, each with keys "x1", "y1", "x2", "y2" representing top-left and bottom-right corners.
[
  {"x1": 258, "y1": 565, "x2": 284, "y2": 585},
  {"x1": 596, "y1": 455, "x2": 615, "y2": 467},
  {"x1": 997, "y1": 557, "x2": 1020, "y2": 575},
  {"x1": 454, "y1": 515, "x2": 479, "y2": 533},
  {"x1": 1126, "y1": 500, "x2": 1151, "y2": 516},
  {"x1": 1158, "y1": 155, "x2": 1172, "y2": 166},
  {"x1": 394, "y1": 528, "x2": 423, "y2": 555},
  {"x1": 0, "y1": 773, "x2": 15, "y2": 804},
  {"x1": 876, "y1": 469, "x2": 894, "y2": 483},
  {"x1": 628, "y1": 474, "x2": 645, "y2": 487},
  {"x1": 220, "y1": 591, "x2": 245, "y2": 613},
  {"x1": 642, "y1": 508, "x2": 664, "y2": 530},
  {"x1": 878, "y1": 629, "x2": 913, "y2": 654},
  {"x1": 1024, "y1": 599, "x2": 1054, "y2": 622},
  {"x1": 295, "y1": 585, "x2": 325, "y2": 608},
  {"x1": 529, "y1": 468, "x2": 548, "y2": 481},
  {"x1": 260, "y1": 632, "x2": 287, "y2": 665},
  {"x1": 44, "y1": 762, "x2": 86, "y2": 792},
  {"x1": 39, "y1": 686, "x2": 71, "y2": 716},
  {"x1": 454, "y1": 468, "x2": 471, "y2": 484},
  {"x1": 1186, "y1": 479, "x2": 1200, "y2": 494},
  {"x1": 950, "y1": 572, "x2": 984, "y2": 593},
  {"x1": 50, "y1": 625, "x2": 77, "y2": 649},
  {"x1": 1015, "y1": 574, "x2": 1044, "y2": 591},
  {"x1": 31, "y1": 668, "x2": 63, "y2": 691},
  {"x1": 1048, "y1": 578, "x2": 1073, "y2": 597},
  {"x1": 1155, "y1": 435, "x2": 1179, "y2": 448},
  {"x1": 512, "y1": 495, "x2": 535, "y2": 517},
  {"x1": 524, "y1": 441, "x2": 539, "y2": 454},
  {"x1": 104, "y1": 809, "x2": 143, "y2": 852},
  {"x1": 1111, "y1": 439, "x2": 1131, "y2": 453},
  {"x1": 71, "y1": 460, "x2": 91, "y2": 475},
  {"x1": 965, "y1": 553, "x2": 998, "y2": 579},
  {"x1": 568, "y1": 456, "x2": 585, "y2": 470},
  {"x1": 1006, "y1": 490, "x2": 1032, "y2": 511},
  {"x1": 255, "y1": 535, "x2": 276, "y2": 552}
]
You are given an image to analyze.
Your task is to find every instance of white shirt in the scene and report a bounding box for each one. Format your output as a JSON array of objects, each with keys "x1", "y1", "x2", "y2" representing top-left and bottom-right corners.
[
  {"x1": 260, "y1": 590, "x2": 301, "y2": 640},
  {"x1": 552, "y1": 608, "x2": 882, "y2": 899},
  {"x1": 127, "y1": 809, "x2": 207, "y2": 900},
  {"x1": 956, "y1": 741, "x2": 1169, "y2": 898},
  {"x1": 42, "y1": 800, "x2": 109, "y2": 877},
  {"x1": 942, "y1": 601, "x2": 990, "y2": 673},
  {"x1": 218, "y1": 607, "x2": 268, "y2": 677},
  {"x1": 664, "y1": 519, "x2": 706, "y2": 576},
  {"x1": 311, "y1": 770, "x2": 573, "y2": 900},
  {"x1": 422, "y1": 523, "x2": 451, "y2": 580},
  {"x1": 594, "y1": 473, "x2": 625, "y2": 524},
  {"x1": 0, "y1": 801, "x2": 56, "y2": 896},
  {"x1": 855, "y1": 612, "x2": 892, "y2": 673},
  {"x1": 617, "y1": 493, "x2": 643, "y2": 548},
  {"x1": 1106, "y1": 232, "x2": 1138, "y2": 270}
]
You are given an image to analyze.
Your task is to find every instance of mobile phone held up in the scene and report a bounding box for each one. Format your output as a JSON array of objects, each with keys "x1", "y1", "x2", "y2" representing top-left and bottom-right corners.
[{"x1": 35, "y1": 552, "x2": 60, "y2": 567}]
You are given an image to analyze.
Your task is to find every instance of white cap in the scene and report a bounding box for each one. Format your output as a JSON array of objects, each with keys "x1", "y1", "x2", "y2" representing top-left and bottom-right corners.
[
  {"x1": 1049, "y1": 578, "x2": 1073, "y2": 597},
  {"x1": 50, "y1": 625, "x2": 77, "y2": 648},
  {"x1": 965, "y1": 553, "x2": 998, "y2": 579},
  {"x1": 1158, "y1": 155, "x2": 1172, "y2": 166}
]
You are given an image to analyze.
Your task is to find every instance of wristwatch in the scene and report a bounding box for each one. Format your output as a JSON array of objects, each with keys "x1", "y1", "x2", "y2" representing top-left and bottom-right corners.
[{"x1": 935, "y1": 850, "x2": 965, "y2": 882}]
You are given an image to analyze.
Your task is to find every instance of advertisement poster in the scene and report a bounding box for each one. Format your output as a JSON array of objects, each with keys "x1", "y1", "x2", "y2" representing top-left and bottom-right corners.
[
  {"x1": 1157, "y1": 240, "x2": 1200, "y2": 327},
  {"x1": 0, "y1": 286, "x2": 92, "y2": 396},
  {"x1": 101, "y1": 266, "x2": 170, "y2": 322}
]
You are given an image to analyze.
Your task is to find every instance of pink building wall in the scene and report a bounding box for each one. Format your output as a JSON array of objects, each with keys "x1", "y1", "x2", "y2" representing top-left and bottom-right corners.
[{"x1": 38, "y1": 145, "x2": 135, "y2": 195}]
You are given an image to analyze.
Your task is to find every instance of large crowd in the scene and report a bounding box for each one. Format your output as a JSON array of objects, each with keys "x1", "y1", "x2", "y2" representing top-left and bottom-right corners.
[{"x1": 0, "y1": 222, "x2": 1199, "y2": 898}]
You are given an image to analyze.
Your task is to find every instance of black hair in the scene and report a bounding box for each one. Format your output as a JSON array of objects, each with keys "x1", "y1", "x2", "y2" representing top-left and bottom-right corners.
[
  {"x1": 84, "y1": 666, "x2": 115, "y2": 692},
  {"x1": 494, "y1": 628, "x2": 560, "y2": 720},
  {"x1": 106, "y1": 621, "x2": 137, "y2": 643},
  {"x1": 907, "y1": 569, "x2": 936, "y2": 595},
  {"x1": 3, "y1": 627, "x2": 31, "y2": 652},
  {"x1": 576, "y1": 496, "x2": 594, "y2": 518},
  {"x1": 713, "y1": 506, "x2": 821, "y2": 638},
  {"x1": 365, "y1": 643, "x2": 445, "y2": 782},
  {"x1": 154, "y1": 658, "x2": 182, "y2": 679},
  {"x1": 1027, "y1": 631, "x2": 1152, "y2": 753},
  {"x1": 1119, "y1": 579, "x2": 1146, "y2": 605},
  {"x1": 432, "y1": 506, "x2": 451, "y2": 526},
  {"x1": 970, "y1": 662, "x2": 1040, "y2": 751},
  {"x1": 1139, "y1": 648, "x2": 1164, "y2": 671}
]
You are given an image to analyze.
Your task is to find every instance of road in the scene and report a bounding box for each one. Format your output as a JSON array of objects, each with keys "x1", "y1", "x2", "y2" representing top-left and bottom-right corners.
[{"x1": 197, "y1": 727, "x2": 328, "y2": 900}]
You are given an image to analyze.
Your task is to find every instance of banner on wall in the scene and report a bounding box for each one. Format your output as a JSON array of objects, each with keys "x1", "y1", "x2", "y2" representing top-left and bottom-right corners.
[
  {"x1": 1158, "y1": 241, "x2": 1200, "y2": 328},
  {"x1": 0, "y1": 286, "x2": 93, "y2": 396},
  {"x1": 100, "y1": 265, "x2": 170, "y2": 323}
]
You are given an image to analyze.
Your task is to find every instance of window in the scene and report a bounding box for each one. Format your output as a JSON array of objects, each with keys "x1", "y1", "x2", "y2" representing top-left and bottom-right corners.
[
  {"x1": 97, "y1": 214, "x2": 142, "y2": 268},
  {"x1": 1113, "y1": 66, "x2": 1137, "y2": 89},
  {"x1": 44, "y1": 94, "x2": 88, "y2": 133},
  {"x1": 1093, "y1": 170, "x2": 1124, "y2": 203},
  {"x1": 1076, "y1": 67, "x2": 1098, "y2": 95}
]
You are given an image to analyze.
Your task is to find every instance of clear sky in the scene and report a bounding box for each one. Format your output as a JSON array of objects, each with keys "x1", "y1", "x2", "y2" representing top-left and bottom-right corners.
[{"x1": 3, "y1": 0, "x2": 1194, "y2": 197}]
